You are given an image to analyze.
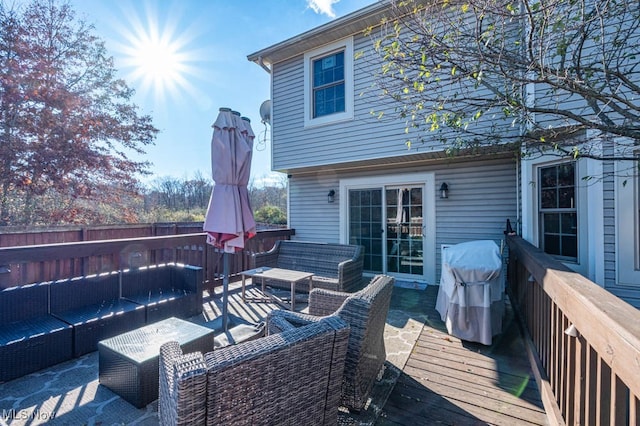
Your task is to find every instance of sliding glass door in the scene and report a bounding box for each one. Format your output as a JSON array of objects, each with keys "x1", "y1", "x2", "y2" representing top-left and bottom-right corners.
[{"x1": 347, "y1": 184, "x2": 426, "y2": 281}]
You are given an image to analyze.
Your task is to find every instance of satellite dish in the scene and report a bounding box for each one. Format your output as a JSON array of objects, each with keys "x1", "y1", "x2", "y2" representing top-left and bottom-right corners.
[{"x1": 259, "y1": 100, "x2": 271, "y2": 125}]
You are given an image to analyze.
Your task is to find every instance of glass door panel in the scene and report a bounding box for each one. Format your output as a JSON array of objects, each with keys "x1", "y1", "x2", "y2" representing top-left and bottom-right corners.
[
  {"x1": 348, "y1": 188, "x2": 383, "y2": 273},
  {"x1": 386, "y1": 187, "x2": 423, "y2": 276}
]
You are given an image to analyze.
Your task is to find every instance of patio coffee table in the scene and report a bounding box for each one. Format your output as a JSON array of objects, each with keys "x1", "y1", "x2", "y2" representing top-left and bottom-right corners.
[
  {"x1": 240, "y1": 267, "x2": 314, "y2": 311},
  {"x1": 98, "y1": 317, "x2": 214, "y2": 408}
]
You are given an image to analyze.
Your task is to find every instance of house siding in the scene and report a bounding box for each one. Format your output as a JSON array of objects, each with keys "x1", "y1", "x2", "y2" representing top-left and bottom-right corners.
[
  {"x1": 257, "y1": 0, "x2": 640, "y2": 307},
  {"x1": 270, "y1": 30, "x2": 519, "y2": 173},
  {"x1": 288, "y1": 157, "x2": 517, "y2": 283},
  {"x1": 287, "y1": 171, "x2": 342, "y2": 242},
  {"x1": 532, "y1": 7, "x2": 640, "y2": 131},
  {"x1": 603, "y1": 160, "x2": 616, "y2": 288}
]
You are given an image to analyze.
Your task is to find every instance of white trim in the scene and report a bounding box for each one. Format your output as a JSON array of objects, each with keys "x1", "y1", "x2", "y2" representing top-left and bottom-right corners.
[
  {"x1": 615, "y1": 159, "x2": 640, "y2": 286},
  {"x1": 339, "y1": 172, "x2": 436, "y2": 284},
  {"x1": 303, "y1": 37, "x2": 354, "y2": 128},
  {"x1": 586, "y1": 158, "x2": 604, "y2": 286},
  {"x1": 521, "y1": 155, "x2": 603, "y2": 281}
]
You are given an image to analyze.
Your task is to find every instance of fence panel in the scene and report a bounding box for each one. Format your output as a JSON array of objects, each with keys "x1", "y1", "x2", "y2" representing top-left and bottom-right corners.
[{"x1": 0, "y1": 227, "x2": 295, "y2": 291}]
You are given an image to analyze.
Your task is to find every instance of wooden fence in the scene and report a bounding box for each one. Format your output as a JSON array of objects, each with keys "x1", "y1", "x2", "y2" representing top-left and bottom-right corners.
[
  {"x1": 0, "y1": 222, "x2": 210, "y2": 247},
  {"x1": 507, "y1": 235, "x2": 640, "y2": 426},
  {"x1": 0, "y1": 227, "x2": 295, "y2": 291}
]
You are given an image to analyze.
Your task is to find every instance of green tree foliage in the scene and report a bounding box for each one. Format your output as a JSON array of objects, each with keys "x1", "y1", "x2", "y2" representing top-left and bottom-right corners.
[
  {"x1": 142, "y1": 173, "x2": 287, "y2": 226},
  {"x1": 0, "y1": 0, "x2": 157, "y2": 225},
  {"x1": 254, "y1": 205, "x2": 287, "y2": 225},
  {"x1": 368, "y1": 0, "x2": 640, "y2": 165}
]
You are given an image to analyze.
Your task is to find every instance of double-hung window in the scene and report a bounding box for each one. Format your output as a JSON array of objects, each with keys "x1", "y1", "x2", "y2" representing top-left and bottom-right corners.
[
  {"x1": 312, "y1": 51, "x2": 345, "y2": 118},
  {"x1": 304, "y1": 38, "x2": 353, "y2": 127},
  {"x1": 539, "y1": 162, "x2": 578, "y2": 261},
  {"x1": 523, "y1": 150, "x2": 600, "y2": 281}
]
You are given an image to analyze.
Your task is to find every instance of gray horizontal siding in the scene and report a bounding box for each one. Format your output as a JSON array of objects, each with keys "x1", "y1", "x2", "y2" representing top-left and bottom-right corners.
[
  {"x1": 603, "y1": 160, "x2": 616, "y2": 286},
  {"x1": 288, "y1": 174, "x2": 341, "y2": 243},
  {"x1": 532, "y1": 8, "x2": 640, "y2": 131},
  {"x1": 270, "y1": 31, "x2": 519, "y2": 172},
  {"x1": 289, "y1": 156, "x2": 517, "y2": 283}
]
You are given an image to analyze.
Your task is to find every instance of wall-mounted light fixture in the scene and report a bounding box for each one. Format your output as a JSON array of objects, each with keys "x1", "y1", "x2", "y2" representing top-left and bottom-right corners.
[
  {"x1": 440, "y1": 182, "x2": 449, "y2": 199},
  {"x1": 327, "y1": 189, "x2": 336, "y2": 203}
]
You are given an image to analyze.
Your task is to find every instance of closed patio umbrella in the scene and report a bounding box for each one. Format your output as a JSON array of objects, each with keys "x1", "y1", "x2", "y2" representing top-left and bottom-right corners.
[{"x1": 203, "y1": 107, "x2": 256, "y2": 331}]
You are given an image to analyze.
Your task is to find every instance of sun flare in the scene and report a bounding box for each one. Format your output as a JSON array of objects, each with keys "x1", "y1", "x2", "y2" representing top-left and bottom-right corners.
[
  {"x1": 113, "y1": 4, "x2": 198, "y2": 105},
  {"x1": 135, "y1": 38, "x2": 182, "y2": 84}
]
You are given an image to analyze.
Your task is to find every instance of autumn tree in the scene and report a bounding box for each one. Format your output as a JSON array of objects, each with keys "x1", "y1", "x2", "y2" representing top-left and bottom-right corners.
[
  {"x1": 0, "y1": 0, "x2": 157, "y2": 225},
  {"x1": 248, "y1": 174, "x2": 287, "y2": 214},
  {"x1": 367, "y1": 0, "x2": 640, "y2": 170}
]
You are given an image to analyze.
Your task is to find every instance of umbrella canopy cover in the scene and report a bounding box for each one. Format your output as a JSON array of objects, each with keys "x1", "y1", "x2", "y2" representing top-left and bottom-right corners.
[{"x1": 203, "y1": 108, "x2": 256, "y2": 253}]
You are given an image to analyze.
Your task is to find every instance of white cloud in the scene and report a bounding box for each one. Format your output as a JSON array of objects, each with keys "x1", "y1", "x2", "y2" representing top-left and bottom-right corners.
[{"x1": 307, "y1": 0, "x2": 340, "y2": 18}]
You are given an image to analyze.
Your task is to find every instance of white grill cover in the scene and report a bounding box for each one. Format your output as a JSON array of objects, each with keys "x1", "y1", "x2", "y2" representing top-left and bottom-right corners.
[{"x1": 435, "y1": 240, "x2": 504, "y2": 345}]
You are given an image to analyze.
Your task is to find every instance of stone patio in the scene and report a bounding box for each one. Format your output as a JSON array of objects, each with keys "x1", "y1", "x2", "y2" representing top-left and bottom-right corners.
[{"x1": 0, "y1": 282, "x2": 428, "y2": 426}]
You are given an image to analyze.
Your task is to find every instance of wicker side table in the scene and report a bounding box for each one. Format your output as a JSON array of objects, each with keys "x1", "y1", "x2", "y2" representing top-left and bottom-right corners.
[{"x1": 98, "y1": 317, "x2": 214, "y2": 408}]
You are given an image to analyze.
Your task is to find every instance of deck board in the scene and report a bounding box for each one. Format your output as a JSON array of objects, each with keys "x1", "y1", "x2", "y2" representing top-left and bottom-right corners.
[{"x1": 377, "y1": 285, "x2": 549, "y2": 426}]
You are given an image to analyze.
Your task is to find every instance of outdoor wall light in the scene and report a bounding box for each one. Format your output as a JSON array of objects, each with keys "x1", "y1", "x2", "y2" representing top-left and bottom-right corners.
[
  {"x1": 440, "y1": 182, "x2": 449, "y2": 199},
  {"x1": 327, "y1": 189, "x2": 336, "y2": 203}
]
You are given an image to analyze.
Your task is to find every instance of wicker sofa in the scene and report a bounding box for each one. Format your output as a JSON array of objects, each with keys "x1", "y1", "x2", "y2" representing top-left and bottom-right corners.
[
  {"x1": 251, "y1": 240, "x2": 364, "y2": 293},
  {"x1": 0, "y1": 282, "x2": 74, "y2": 383},
  {"x1": 267, "y1": 274, "x2": 395, "y2": 411},
  {"x1": 158, "y1": 315, "x2": 350, "y2": 426}
]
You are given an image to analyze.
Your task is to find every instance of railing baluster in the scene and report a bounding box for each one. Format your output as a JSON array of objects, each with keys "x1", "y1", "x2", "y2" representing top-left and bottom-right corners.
[
  {"x1": 574, "y1": 333, "x2": 586, "y2": 426},
  {"x1": 586, "y1": 345, "x2": 597, "y2": 426},
  {"x1": 630, "y1": 394, "x2": 638, "y2": 426}
]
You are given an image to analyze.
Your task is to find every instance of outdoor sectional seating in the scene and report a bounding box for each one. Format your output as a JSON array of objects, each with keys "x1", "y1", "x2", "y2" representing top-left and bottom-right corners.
[
  {"x1": 51, "y1": 263, "x2": 203, "y2": 357},
  {"x1": 0, "y1": 262, "x2": 204, "y2": 382},
  {"x1": 121, "y1": 263, "x2": 203, "y2": 324},
  {"x1": 51, "y1": 272, "x2": 147, "y2": 357},
  {"x1": 251, "y1": 240, "x2": 364, "y2": 293},
  {"x1": 158, "y1": 315, "x2": 350, "y2": 426},
  {"x1": 0, "y1": 282, "x2": 74, "y2": 383},
  {"x1": 267, "y1": 274, "x2": 395, "y2": 412}
]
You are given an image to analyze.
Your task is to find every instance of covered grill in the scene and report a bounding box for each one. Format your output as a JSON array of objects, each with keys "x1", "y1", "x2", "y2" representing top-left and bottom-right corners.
[{"x1": 435, "y1": 240, "x2": 505, "y2": 345}]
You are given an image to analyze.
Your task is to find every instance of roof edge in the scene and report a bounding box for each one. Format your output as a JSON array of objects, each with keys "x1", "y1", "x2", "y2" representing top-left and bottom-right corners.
[{"x1": 247, "y1": 0, "x2": 392, "y2": 66}]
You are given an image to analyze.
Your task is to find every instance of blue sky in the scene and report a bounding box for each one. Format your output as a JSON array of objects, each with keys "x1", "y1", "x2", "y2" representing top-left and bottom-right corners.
[{"x1": 68, "y1": 0, "x2": 377, "y2": 187}]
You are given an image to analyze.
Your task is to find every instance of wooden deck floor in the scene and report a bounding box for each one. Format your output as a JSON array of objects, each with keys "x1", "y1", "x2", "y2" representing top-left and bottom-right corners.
[{"x1": 378, "y1": 285, "x2": 549, "y2": 426}]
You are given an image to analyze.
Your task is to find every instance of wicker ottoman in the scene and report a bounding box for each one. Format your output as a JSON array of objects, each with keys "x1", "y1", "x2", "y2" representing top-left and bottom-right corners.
[{"x1": 98, "y1": 317, "x2": 214, "y2": 408}]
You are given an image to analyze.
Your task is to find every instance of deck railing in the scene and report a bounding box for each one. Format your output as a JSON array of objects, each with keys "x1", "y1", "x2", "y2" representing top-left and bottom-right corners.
[
  {"x1": 507, "y1": 235, "x2": 640, "y2": 426},
  {"x1": 0, "y1": 228, "x2": 295, "y2": 291}
]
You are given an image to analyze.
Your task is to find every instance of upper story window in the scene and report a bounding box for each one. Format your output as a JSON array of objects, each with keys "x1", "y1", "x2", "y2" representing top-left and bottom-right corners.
[
  {"x1": 538, "y1": 162, "x2": 578, "y2": 261},
  {"x1": 312, "y1": 51, "x2": 345, "y2": 118},
  {"x1": 304, "y1": 37, "x2": 353, "y2": 127}
]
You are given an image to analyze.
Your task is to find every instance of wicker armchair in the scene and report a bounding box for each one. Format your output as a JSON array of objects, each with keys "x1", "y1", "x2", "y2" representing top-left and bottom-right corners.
[
  {"x1": 267, "y1": 274, "x2": 395, "y2": 412},
  {"x1": 159, "y1": 315, "x2": 350, "y2": 426}
]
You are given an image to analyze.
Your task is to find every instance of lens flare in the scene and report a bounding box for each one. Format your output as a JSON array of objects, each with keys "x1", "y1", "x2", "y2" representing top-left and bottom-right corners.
[{"x1": 109, "y1": 2, "x2": 200, "y2": 107}]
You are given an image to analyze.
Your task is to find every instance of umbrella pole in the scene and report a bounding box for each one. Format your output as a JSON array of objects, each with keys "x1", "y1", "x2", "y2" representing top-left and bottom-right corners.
[{"x1": 222, "y1": 252, "x2": 229, "y2": 332}]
